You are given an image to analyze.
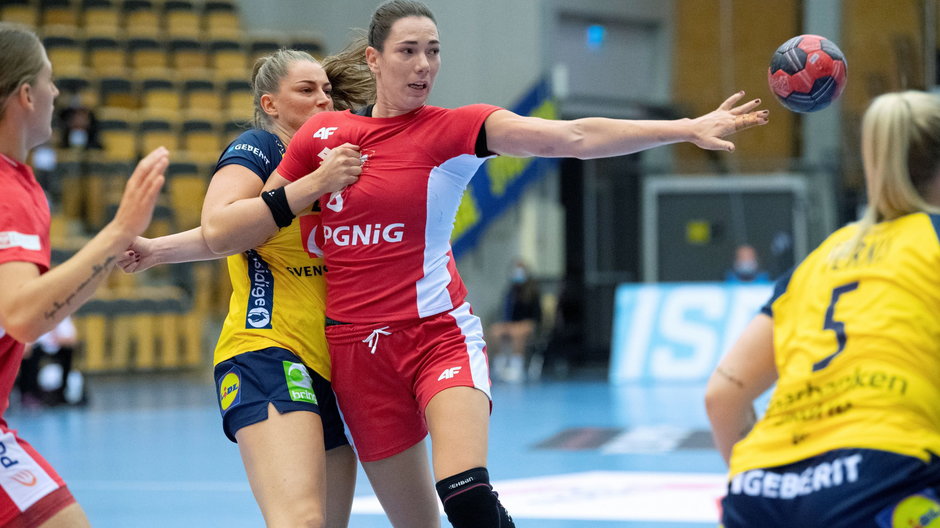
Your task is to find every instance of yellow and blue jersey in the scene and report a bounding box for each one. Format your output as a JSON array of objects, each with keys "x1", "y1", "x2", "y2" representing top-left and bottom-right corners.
[
  {"x1": 211, "y1": 129, "x2": 331, "y2": 379},
  {"x1": 730, "y1": 212, "x2": 940, "y2": 476}
]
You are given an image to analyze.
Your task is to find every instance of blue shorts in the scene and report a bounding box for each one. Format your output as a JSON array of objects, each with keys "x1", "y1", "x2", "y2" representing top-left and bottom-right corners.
[
  {"x1": 722, "y1": 449, "x2": 940, "y2": 528},
  {"x1": 213, "y1": 347, "x2": 349, "y2": 450}
]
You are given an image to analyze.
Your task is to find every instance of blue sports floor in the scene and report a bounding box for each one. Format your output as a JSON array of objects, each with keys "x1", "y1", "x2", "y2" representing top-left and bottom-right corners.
[{"x1": 9, "y1": 371, "x2": 728, "y2": 527}]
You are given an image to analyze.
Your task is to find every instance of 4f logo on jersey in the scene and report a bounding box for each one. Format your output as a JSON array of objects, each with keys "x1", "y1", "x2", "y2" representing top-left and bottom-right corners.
[
  {"x1": 313, "y1": 127, "x2": 339, "y2": 139},
  {"x1": 438, "y1": 366, "x2": 462, "y2": 381}
]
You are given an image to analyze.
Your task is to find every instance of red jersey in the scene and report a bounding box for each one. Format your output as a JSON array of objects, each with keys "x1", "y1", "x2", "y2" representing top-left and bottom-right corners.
[
  {"x1": 278, "y1": 104, "x2": 501, "y2": 322},
  {"x1": 0, "y1": 154, "x2": 51, "y2": 420}
]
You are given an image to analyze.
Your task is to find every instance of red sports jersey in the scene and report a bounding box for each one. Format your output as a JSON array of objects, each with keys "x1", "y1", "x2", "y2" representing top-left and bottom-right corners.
[
  {"x1": 0, "y1": 154, "x2": 51, "y2": 422},
  {"x1": 278, "y1": 104, "x2": 501, "y2": 322}
]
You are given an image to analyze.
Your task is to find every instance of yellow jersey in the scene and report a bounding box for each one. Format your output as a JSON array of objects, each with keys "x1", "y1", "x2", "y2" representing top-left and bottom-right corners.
[
  {"x1": 730, "y1": 212, "x2": 940, "y2": 476},
  {"x1": 213, "y1": 211, "x2": 330, "y2": 378}
]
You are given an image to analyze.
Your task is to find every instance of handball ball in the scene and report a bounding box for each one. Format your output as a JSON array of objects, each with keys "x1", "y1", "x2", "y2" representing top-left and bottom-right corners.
[{"x1": 768, "y1": 34, "x2": 847, "y2": 113}]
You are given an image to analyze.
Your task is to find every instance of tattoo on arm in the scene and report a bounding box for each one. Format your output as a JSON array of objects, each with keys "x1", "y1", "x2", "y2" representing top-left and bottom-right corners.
[
  {"x1": 43, "y1": 255, "x2": 116, "y2": 320},
  {"x1": 716, "y1": 366, "x2": 745, "y2": 389}
]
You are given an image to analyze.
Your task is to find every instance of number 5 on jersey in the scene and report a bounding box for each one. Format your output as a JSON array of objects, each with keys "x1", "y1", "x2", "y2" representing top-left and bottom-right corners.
[{"x1": 812, "y1": 281, "x2": 860, "y2": 372}]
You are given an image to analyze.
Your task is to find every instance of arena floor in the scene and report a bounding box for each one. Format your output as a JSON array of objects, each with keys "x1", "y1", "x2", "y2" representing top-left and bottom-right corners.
[{"x1": 9, "y1": 370, "x2": 728, "y2": 527}]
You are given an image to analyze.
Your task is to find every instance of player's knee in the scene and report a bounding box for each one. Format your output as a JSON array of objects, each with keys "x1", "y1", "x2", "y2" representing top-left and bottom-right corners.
[
  {"x1": 436, "y1": 467, "x2": 515, "y2": 528},
  {"x1": 263, "y1": 502, "x2": 325, "y2": 528}
]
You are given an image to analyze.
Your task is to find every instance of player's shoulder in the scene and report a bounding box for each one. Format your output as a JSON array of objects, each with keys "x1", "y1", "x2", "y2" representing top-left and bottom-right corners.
[{"x1": 230, "y1": 128, "x2": 279, "y2": 149}]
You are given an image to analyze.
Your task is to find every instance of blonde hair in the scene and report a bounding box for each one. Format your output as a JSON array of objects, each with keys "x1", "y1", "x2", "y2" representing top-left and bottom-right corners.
[
  {"x1": 852, "y1": 91, "x2": 940, "y2": 246},
  {"x1": 250, "y1": 45, "x2": 375, "y2": 130},
  {"x1": 0, "y1": 23, "x2": 45, "y2": 120},
  {"x1": 250, "y1": 49, "x2": 317, "y2": 132}
]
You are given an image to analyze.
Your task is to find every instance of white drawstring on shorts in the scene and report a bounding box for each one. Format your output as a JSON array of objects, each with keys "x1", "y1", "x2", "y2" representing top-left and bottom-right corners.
[{"x1": 362, "y1": 326, "x2": 391, "y2": 354}]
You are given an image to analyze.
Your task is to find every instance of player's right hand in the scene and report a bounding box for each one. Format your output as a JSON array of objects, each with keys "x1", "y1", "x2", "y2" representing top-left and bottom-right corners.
[
  {"x1": 313, "y1": 142, "x2": 362, "y2": 193},
  {"x1": 111, "y1": 147, "x2": 169, "y2": 239},
  {"x1": 118, "y1": 237, "x2": 156, "y2": 273}
]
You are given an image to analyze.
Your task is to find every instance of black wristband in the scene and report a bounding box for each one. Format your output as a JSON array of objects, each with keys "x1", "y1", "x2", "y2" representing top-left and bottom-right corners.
[{"x1": 261, "y1": 186, "x2": 295, "y2": 228}]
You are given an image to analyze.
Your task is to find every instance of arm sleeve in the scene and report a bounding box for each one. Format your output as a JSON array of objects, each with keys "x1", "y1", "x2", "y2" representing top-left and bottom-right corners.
[
  {"x1": 0, "y1": 200, "x2": 49, "y2": 272},
  {"x1": 455, "y1": 104, "x2": 502, "y2": 158},
  {"x1": 214, "y1": 130, "x2": 279, "y2": 183}
]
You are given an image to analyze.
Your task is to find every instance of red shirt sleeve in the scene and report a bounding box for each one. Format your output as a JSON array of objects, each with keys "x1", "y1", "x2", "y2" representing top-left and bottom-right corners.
[
  {"x1": 277, "y1": 113, "x2": 325, "y2": 183},
  {"x1": 0, "y1": 177, "x2": 50, "y2": 273}
]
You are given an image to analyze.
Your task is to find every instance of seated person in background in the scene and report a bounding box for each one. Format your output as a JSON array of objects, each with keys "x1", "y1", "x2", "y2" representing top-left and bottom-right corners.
[
  {"x1": 724, "y1": 244, "x2": 771, "y2": 283},
  {"x1": 488, "y1": 260, "x2": 541, "y2": 383},
  {"x1": 57, "y1": 93, "x2": 100, "y2": 150}
]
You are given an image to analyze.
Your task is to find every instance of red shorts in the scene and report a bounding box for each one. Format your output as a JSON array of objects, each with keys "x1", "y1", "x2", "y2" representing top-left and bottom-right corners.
[
  {"x1": 0, "y1": 427, "x2": 75, "y2": 527},
  {"x1": 326, "y1": 302, "x2": 491, "y2": 462}
]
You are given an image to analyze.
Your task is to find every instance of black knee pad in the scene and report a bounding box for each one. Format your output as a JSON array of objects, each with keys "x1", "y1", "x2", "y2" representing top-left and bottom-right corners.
[{"x1": 436, "y1": 467, "x2": 515, "y2": 528}]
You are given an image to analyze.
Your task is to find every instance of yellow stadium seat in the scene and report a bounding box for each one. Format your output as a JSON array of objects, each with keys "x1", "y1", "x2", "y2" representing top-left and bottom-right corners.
[
  {"x1": 128, "y1": 37, "x2": 169, "y2": 71},
  {"x1": 222, "y1": 79, "x2": 252, "y2": 118},
  {"x1": 180, "y1": 116, "x2": 222, "y2": 164},
  {"x1": 42, "y1": 33, "x2": 84, "y2": 76},
  {"x1": 123, "y1": 0, "x2": 160, "y2": 39},
  {"x1": 98, "y1": 76, "x2": 136, "y2": 109},
  {"x1": 81, "y1": 0, "x2": 122, "y2": 39},
  {"x1": 203, "y1": 0, "x2": 239, "y2": 40},
  {"x1": 138, "y1": 111, "x2": 179, "y2": 154},
  {"x1": 248, "y1": 35, "x2": 282, "y2": 64},
  {"x1": 40, "y1": 0, "x2": 79, "y2": 28},
  {"x1": 138, "y1": 75, "x2": 182, "y2": 112},
  {"x1": 163, "y1": 0, "x2": 200, "y2": 39},
  {"x1": 169, "y1": 38, "x2": 207, "y2": 74},
  {"x1": 288, "y1": 34, "x2": 325, "y2": 58},
  {"x1": 166, "y1": 161, "x2": 207, "y2": 229},
  {"x1": 182, "y1": 78, "x2": 220, "y2": 112},
  {"x1": 209, "y1": 39, "x2": 246, "y2": 74},
  {"x1": 85, "y1": 36, "x2": 126, "y2": 76},
  {"x1": 96, "y1": 109, "x2": 137, "y2": 161},
  {"x1": 0, "y1": 2, "x2": 39, "y2": 27}
]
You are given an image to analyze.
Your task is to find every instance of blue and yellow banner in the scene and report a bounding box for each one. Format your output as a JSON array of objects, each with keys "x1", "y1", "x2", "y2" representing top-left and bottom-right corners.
[{"x1": 452, "y1": 79, "x2": 558, "y2": 258}]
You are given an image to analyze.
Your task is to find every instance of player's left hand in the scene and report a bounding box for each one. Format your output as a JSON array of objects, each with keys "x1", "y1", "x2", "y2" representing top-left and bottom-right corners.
[{"x1": 689, "y1": 91, "x2": 770, "y2": 152}]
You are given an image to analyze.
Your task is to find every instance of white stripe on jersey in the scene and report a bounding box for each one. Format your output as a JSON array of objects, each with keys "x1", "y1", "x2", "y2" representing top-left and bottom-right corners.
[
  {"x1": 448, "y1": 302, "x2": 492, "y2": 399},
  {"x1": 0, "y1": 431, "x2": 60, "y2": 513},
  {"x1": 416, "y1": 154, "x2": 489, "y2": 318},
  {"x1": 0, "y1": 231, "x2": 41, "y2": 251}
]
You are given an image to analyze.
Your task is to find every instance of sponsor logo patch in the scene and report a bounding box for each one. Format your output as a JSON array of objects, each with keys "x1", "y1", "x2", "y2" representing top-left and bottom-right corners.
[
  {"x1": 0, "y1": 432, "x2": 59, "y2": 512},
  {"x1": 283, "y1": 362, "x2": 317, "y2": 404},
  {"x1": 244, "y1": 250, "x2": 273, "y2": 329},
  {"x1": 877, "y1": 488, "x2": 940, "y2": 528},
  {"x1": 0, "y1": 231, "x2": 41, "y2": 251},
  {"x1": 218, "y1": 368, "x2": 241, "y2": 412}
]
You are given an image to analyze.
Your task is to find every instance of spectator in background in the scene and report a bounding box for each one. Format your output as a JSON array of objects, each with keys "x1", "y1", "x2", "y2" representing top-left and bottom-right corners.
[
  {"x1": 57, "y1": 92, "x2": 100, "y2": 150},
  {"x1": 488, "y1": 259, "x2": 541, "y2": 383},
  {"x1": 17, "y1": 316, "x2": 85, "y2": 407},
  {"x1": 724, "y1": 243, "x2": 771, "y2": 283}
]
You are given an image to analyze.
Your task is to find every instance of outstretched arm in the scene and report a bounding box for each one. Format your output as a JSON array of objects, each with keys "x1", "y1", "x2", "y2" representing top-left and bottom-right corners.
[
  {"x1": 0, "y1": 148, "x2": 168, "y2": 342},
  {"x1": 485, "y1": 91, "x2": 769, "y2": 159},
  {"x1": 704, "y1": 313, "x2": 778, "y2": 464},
  {"x1": 119, "y1": 227, "x2": 223, "y2": 273}
]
